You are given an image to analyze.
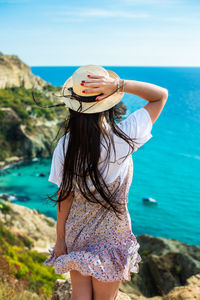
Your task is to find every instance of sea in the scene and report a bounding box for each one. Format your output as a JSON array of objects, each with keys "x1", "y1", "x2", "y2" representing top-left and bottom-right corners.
[{"x1": 0, "y1": 66, "x2": 200, "y2": 247}]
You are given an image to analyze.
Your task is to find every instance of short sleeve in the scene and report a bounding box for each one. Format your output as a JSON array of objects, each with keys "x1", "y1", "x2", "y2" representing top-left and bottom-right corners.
[
  {"x1": 120, "y1": 107, "x2": 153, "y2": 151},
  {"x1": 48, "y1": 143, "x2": 64, "y2": 188}
]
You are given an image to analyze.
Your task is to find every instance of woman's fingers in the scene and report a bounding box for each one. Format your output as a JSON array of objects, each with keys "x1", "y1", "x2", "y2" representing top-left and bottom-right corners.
[
  {"x1": 82, "y1": 87, "x2": 102, "y2": 94},
  {"x1": 82, "y1": 81, "x2": 103, "y2": 87},
  {"x1": 96, "y1": 94, "x2": 107, "y2": 101},
  {"x1": 80, "y1": 74, "x2": 115, "y2": 99},
  {"x1": 87, "y1": 74, "x2": 104, "y2": 79},
  {"x1": 81, "y1": 79, "x2": 103, "y2": 92},
  {"x1": 84, "y1": 78, "x2": 103, "y2": 83}
]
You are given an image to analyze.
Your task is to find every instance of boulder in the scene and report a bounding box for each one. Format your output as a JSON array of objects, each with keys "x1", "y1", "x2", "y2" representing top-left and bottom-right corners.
[
  {"x1": 120, "y1": 234, "x2": 200, "y2": 298},
  {"x1": 163, "y1": 274, "x2": 200, "y2": 300}
]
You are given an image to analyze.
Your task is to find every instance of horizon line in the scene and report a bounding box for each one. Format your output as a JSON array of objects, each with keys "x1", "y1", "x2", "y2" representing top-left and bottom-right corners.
[{"x1": 30, "y1": 65, "x2": 200, "y2": 68}]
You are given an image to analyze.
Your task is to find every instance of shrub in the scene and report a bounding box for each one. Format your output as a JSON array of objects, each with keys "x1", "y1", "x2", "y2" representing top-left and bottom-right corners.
[
  {"x1": 0, "y1": 221, "x2": 63, "y2": 296},
  {"x1": 45, "y1": 218, "x2": 55, "y2": 227},
  {"x1": 0, "y1": 86, "x2": 61, "y2": 159},
  {"x1": 0, "y1": 200, "x2": 12, "y2": 215},
  {"x1": 141, "y1": 249, "x2": 150, "y2": 259},
  {"x1": 0, "y1": 87, "x2": 58, "y2": 121}
]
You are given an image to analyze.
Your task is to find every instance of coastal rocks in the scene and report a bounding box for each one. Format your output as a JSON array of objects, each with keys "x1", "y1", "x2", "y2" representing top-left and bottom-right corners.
[
  {"x1": 0, "y1": 106, "x2": 62, "y2": 168},
  {"x1": 138, "y1": 251, "x2": 199, "y2": 296},
  {"x1": 0, "y1": 155, "x2": 25, "y2": 169},
  {"x1": 0, "y1": 52, "x2": 49, "y2": 90},
  {"x1": 0, "y1": 52, "x2": 67, "y2": 166},
  {"x1": 137, "y1": 234, "x2": 200, "y2": 258},
  {"x1": 163, "y1": 274, "x2": 200, "y2": 300},
  {"x1": 119, "y1": 234, "x2": 200, "y2": 298},
  {"x1": 0, "y1": 201, "x2": 56, "y2": 253},
  {"x1": 39, "y1": 172, "x2": 45, "y2": 177},
  {"x1": 51, "y1": 279, "x2": 72, "y2": 300},
  {"x1": 19, "y1": 118, "x2": 60, "y2": 158},
  {"x1": 0, "y1": 106, "x2": 26, "y2": 163},
  {"x1": 116, "y1": 292, "x2": 132, "y2": 300},
  {"x1": 4, "y1": 156, "x2": 24, "y2": 164},
  {"x1": 0, "y1": 161, "x2": 5, "y2": 168}
]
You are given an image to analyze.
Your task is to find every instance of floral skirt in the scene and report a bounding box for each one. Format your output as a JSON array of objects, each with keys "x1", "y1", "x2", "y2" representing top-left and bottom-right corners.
[{"x1": 44, "y1": 173, "x2": 142, "y2": 282}]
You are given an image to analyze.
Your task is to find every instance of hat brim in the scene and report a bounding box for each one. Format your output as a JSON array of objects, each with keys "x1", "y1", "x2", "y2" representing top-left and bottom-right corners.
[{"x1": 60, "y1": 70, "x2": 125, "y2": 114}]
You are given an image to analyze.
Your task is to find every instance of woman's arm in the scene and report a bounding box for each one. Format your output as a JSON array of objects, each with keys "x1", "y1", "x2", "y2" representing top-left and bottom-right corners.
[
  {"x1": 120, "y1": 79, "x2": 168, "y2": 124},
  {"x1": 82, "y1": 74, "x2": 168, "y2": 103},
  {"x1": 54, "y1": 189, "x2": 74, "y2": 257},
  {"x1": 56, "y1": 189, "x2": 74, "y2": 239},
  {"x1": 82, "y1": 74, "x2": 168, "y2": 125},
  {"x1": 119, "y1": 79, "x2": 168, "y2": 102}
]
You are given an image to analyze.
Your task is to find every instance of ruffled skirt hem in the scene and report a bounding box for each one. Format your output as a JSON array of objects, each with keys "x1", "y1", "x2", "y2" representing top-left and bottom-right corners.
[{"x1": 43, "y1": 239, "x2": 142, "y2": 282}]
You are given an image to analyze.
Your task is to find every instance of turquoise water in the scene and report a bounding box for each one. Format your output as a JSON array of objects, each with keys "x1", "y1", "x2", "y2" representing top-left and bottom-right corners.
[{"x1": 0, "y1": 66, "x2": 200, "y2": 247}]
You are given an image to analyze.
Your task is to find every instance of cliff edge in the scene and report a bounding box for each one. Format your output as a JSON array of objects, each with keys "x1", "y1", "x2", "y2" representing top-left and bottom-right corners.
[
  {"x1": 0, "y1": 52, "x2": 49, "y2": 89},
  {"x1": 0, "y1": 52, "x2": 67, "y2": 167}
]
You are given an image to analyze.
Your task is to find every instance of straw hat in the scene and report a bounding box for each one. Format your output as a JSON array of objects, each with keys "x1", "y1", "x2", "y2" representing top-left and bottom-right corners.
[{"x1": 58, "y1": 64, "x2": 125, "y2": 114}]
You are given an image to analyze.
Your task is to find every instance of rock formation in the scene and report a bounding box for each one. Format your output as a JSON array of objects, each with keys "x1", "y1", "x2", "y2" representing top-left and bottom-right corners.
[
  {"x1": 0, "y1": 106, "x2": 64, "y2": 168},
  {"x1": 0, "y1": 200, "x2": 56, "y2": 253},
  {"x1": 0, "y1": 52, "x2": 67, "y2": 167},
  {"x1": 0, "y1": 52, "x2": 49, "y2": 89}
]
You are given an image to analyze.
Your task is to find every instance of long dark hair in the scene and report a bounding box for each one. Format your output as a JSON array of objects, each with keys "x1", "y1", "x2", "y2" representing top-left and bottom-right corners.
[{"x1": 32, "y1": 89, "x2": 139, "y2": 221}]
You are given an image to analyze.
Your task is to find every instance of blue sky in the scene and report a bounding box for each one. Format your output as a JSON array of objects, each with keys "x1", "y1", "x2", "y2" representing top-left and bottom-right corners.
[{"x1": 0, "y1": 0, "x2": 200, "y2": 66}]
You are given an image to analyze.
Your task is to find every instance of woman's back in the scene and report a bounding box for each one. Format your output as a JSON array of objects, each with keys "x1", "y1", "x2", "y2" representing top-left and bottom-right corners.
[{"x1": 48, "y1": 107, "x2": 153, "y2": 192}]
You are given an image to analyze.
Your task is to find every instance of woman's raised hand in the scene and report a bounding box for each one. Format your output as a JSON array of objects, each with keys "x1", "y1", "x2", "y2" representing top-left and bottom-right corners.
[{"x1": 80, "y1": 74, "x2": 118, "y2": 101}]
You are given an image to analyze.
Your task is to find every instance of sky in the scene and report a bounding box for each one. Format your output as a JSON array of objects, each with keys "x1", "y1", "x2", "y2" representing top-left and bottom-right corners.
[{"x1": 0, "y1": 0, "x2": 200, "y2": 66}]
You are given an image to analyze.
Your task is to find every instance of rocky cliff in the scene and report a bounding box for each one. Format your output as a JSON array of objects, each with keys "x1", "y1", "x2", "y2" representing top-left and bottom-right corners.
[
  {"x1": 0, "y1": 199, "x2": 57, "y2": 253},
  {"x1": 0, "y1": 52, "x2": 68, "y2": 168},
  {"x1": 0, "y1": 199, "x2": 63, "y2": 299},
  {"x1": 0, "y1": 52, "x2": 49, "y2": 90},
  {"x1": 0, "y1": 199, "x2": 200, "y2": 300},
  {"x1": 0, "y1": 105, "x2": 65, "y2": 168},
  {"x1": 0, "y1": 106, "x2": 64, "y2": 167}
]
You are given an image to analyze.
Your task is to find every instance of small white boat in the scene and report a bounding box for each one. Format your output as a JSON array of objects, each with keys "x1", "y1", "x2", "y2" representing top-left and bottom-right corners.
[{"x1": 142, "y1": 197, "x2": 157, "y2": 203}]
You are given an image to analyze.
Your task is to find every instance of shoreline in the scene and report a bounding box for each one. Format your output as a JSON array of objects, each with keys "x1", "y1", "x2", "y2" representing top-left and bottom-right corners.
[
  {"x1": 0, "y1": 156, "x2": 29, "y2": 170},
  {"x1": 0, "y1": 155, "x2": 51, "y2": 171}
]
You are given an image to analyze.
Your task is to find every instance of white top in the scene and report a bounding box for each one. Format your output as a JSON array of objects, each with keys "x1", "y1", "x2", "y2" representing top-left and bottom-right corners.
[{"x1": 48, "y1": 107, "x2": 153, "y2": 190}]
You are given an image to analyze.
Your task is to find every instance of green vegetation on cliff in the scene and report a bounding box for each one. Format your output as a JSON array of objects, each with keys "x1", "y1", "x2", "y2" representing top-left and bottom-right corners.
[
  {"x1": 0, "y1": 86, "x2": 64, "y2": 161},
  {"x1": 0, "y1": 200, "x2": 62, "y2": 298},
  {"x1": 0, "y1": 86, "x2": 60, "y2": 121}
]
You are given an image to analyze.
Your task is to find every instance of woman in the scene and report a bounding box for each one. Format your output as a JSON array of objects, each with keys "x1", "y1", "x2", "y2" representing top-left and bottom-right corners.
[{"x1": 43, "y1": 65, "x2": 168, "y2": 300}]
